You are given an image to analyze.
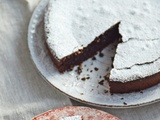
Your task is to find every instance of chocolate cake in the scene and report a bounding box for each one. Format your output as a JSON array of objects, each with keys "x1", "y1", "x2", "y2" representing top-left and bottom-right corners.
[{"x1": 45, "y1": 0, "x2": 160, "y2": 93}]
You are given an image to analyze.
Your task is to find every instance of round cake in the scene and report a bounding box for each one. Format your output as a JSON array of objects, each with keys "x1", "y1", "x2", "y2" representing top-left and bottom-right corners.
[{"x1": 45, "y1": 0, "x2": 160, "y2": 93}]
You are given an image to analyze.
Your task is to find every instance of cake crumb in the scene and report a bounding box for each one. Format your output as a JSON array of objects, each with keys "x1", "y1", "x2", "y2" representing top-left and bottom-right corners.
[
  {"x1": 76, "y1": 64, "x2": 82, "y2": 75},
  {"x1": 121, "y1": 98, "x2": 124, "y2": 100},
  {"x1": 103, "y1": 75, "x2": 109, "y2": 80},
  {"x1": 80, "y1": 93, "x2": 84, "y2": 95},
  {"x1": 123, "y1": 102, "x2": 127, "y2": 105},
  {"x1": 90, "y1": 70, "x2": 93, "y2": 73},
  {"x1": 99, "y1": 52, "x2": 104, "y2": 57},
  {"x1": 92, "y1": 57, "x2": 96, "y2": 60},
  {"x1": 104, "y1": 73, "x2": 110, "y2": 80},
  {"x1": 81, "y1": 77, "x2": 86, "y2": 81},
  {"x1": 98, "y1": 80, "x2": 104, "y2": 85},
  {"x1": 86, "y1": 77, "x2": 90, "y2": 79},
  {"x1": 94, "y1": 67, "x2": 99, "y2": 71}
]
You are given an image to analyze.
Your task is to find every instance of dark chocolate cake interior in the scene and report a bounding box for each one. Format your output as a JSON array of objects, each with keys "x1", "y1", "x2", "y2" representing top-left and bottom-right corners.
[{"x1": 47, "y1": 22, "x2": 121, "y2": 73}]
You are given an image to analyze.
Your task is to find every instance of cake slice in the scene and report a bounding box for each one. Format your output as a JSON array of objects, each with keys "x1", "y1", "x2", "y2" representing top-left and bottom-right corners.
[
  {"x1": 45, "y1": 22, "x2": 120, "y2": 73},
  {"x1": 105, "y1": 0, "x2": 160, "y2": 93},
  {"x1": 108, "y1": 38, "x2": 160, "y2": 93},
  {"x1": 44, "y1": 0, "x2": 121, "y2": 73}
]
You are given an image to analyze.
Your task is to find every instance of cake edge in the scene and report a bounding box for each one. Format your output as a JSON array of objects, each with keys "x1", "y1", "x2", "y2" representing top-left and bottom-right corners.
[{"x1": 108, "y1": 72, "x2": 160, "y2": 93}]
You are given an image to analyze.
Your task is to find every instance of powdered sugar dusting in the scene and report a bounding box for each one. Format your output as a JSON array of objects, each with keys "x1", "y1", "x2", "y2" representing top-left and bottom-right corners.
[
  {"x1": 114, "y1": 0, "x2": 160, "y2": 82},
  {"x1": 119, "y1": 1, "x2": 160, "y2": 42},
  {"x1": 110, "y1": 39, "x2": 160, "y2": 82},
  {"x1": 110, "y1": 57, "x2": 160, "y2": 82},
  {"x1": 45, "y1": 0, "x2": 119, "y2": 59},
  {"x1": 114, "y1": 39, "x2": 160, "y2": 69},
  {"x1": 45, "y1": 0, "x2": 160, "y2": 59}
]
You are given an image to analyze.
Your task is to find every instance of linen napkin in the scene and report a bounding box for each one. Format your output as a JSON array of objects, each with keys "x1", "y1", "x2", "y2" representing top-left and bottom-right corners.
[{"x1": 0, "y1": 0, "x2": 71, "y2": 119}]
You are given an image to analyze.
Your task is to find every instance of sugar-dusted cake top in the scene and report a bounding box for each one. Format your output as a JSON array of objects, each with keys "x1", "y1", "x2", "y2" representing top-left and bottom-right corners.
[
  {"x1": 45, "y1": 0, "x2": 160, "y2": 82},
  {"x1": 45, "y1": 0, "x2": 160, "y2": 59},
  {"x1": 45, "y1": 0, "x2": 116, "y2": 59},
  {"x1": 110, "y1": 39, "x2": 160, "y2": 82}
]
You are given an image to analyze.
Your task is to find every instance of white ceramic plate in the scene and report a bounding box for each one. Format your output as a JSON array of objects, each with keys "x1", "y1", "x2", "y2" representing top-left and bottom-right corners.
[{"x1": 28, "y1": 0, "x2": 160, "y2": 108}]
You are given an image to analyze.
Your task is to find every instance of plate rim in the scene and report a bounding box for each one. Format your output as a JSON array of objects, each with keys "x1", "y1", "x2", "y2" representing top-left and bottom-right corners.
[{"x1": 28, "y1": 0, "x2": 160, "y2": 108}]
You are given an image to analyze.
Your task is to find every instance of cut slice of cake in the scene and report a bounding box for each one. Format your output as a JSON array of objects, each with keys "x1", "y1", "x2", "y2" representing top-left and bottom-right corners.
[
  {"x1": 45, "y1": 0, "x2": 160, "y2": 93},
  {"x1": 45, "y1": 22, "x2": 120, "y2": 73},
  {"x1": 44, "y1": 0, "x2": 121, "y2": 73},
  {"x1": 108, "y1": 38, "x2": 160, "y2": 93},
  {"x1": 105, "y1": 0, "x2": 160, "y2": 93}
]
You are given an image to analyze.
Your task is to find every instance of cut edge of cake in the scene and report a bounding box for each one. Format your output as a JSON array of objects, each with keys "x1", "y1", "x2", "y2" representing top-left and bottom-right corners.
[
  {"x1": 45, "y1": 22, "x2": 121, "y2": 73},
  {"x1": 108, "y1": 72, "x2": 160, "y2": 93}
]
